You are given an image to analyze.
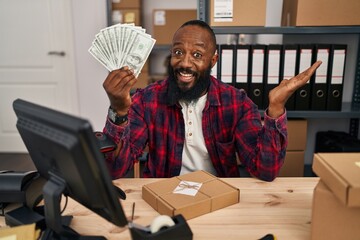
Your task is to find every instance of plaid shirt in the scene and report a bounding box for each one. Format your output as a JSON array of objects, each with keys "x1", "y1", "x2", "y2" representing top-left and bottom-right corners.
[{"x1": 104, "y1": 76, "x2": 287, "y2": 180}]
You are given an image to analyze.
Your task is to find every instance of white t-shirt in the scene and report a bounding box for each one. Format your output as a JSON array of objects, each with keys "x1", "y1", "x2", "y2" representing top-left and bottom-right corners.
[{"x1": 179, "y1": 94, "x2": 217, "y2": 175}]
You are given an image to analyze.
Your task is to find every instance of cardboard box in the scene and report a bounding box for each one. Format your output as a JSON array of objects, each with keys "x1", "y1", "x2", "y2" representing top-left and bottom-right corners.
[
  {"x1": 287, "y1": 119, "x2": 307, "y2": 151},
  {"x1": 153, "y1": 9, "x2": 197, "y2": 45},
  {"x1": 312, "y1": 153, "x2": 360, "y2": 207},
  {"x1": 311, "y1": 180, "x2": 360, "y2": 240},
  {"x1": 112, "y1": 9, "x2": 141, "y2": 25},
  {"x1": 133, "y1": 71, "x2": 149, "y2": 89},
  {"x1": 279, "y1": 151, "x2": 304, "y2": 177},
  {"x1": 209, "y1": 0, "x2": 266, "y2": 27},
  {"x1": 142, "y1": 170, "x2": 240, "y2": 220},
  {"x1": 282, "y1": 0, "x2": 360, "y2": 26},
  {"x1": 112, "y1": 0, "x2": 141, "y2": 9}
]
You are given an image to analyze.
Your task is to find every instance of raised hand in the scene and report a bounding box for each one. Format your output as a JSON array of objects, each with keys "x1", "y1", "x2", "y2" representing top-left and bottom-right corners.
[
  {"x1": 268, "y1": 61, "x2": 322, "y2": 118},
  {"x1": 103, "y1": 66, "x2": 136, "y2": 116}
]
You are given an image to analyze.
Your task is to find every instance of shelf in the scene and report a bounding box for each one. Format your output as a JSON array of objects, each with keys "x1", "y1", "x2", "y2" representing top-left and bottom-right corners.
[
  {"x1": 212, "y1": 26, "x2": 360, "y2": 35},
  {"x1": 153, "y1": 45, "x2": 171, "y2": 51},
  {"x1": 260, "y1": 102, "x2": 360, "y2": 119}
]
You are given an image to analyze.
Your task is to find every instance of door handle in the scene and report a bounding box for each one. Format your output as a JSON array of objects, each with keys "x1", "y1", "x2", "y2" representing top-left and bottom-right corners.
[{"x1": 48, "y1": 51, "x2": 66, "y2": 57}]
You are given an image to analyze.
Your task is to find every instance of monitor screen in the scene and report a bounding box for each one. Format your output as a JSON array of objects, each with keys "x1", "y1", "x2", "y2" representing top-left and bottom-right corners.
[{"x1": 13, "y1": 98, "x2": 128, "y2": 237}]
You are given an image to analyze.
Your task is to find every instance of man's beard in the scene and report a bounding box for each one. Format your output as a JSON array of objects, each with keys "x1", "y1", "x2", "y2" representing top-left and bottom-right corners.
[{"x1": 167, "y1": 66, "x2": 212, "y2": 105}]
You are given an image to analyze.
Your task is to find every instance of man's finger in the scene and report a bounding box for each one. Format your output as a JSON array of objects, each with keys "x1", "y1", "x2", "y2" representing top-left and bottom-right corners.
[{"x1": 295, "y1": 60, "x2": 322, "y2": 82}]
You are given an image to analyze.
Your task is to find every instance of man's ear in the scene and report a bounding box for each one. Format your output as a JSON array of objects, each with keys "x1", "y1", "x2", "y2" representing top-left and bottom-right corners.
[{"x1": 211, "y1": 51, "x2": 219, "y2": 68}]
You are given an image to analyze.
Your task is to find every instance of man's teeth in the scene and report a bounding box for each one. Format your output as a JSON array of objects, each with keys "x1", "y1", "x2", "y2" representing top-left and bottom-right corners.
[{"x1": 180, "y1": 72, "x2": 193, "y2": 77}]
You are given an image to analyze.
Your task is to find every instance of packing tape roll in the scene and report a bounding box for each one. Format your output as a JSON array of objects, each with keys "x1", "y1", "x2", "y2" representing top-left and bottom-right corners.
[{"x1": 150, "y1": 215, "x2": 175, "y2": 233}]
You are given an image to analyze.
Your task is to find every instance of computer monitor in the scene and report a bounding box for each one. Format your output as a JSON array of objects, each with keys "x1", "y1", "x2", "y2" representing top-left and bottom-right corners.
[{"x1": 13, "y1": 98, "x2": 128, "y2": 239}]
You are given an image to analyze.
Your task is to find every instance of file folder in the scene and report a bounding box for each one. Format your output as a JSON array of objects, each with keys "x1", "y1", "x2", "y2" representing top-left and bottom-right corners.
[
  {"x1": 327, "y1": 44, "x2": 347, "y2": 111},
  {"x1": 234, "y1": 44, "x2": 251, "y2": 93},
  {"x1": 211, "y1": 44, "x2": 220, "y2": 79},
  {"x1": 219, "y1": 44, "x2": 235, "y2": 86},
  {"x1": 295, "y1": 44, "x2": 314, "y2": 110},
  {"x1": 281, "y1": 44, "x2": 298, "y2": 111},
  {"x1": 249, "y1": 44, "x2": 267, "y2": 109},
  {"x1": 264, "y1": 44, "x2": 282, "y2": 108},
  {"x1": 311, "y1": 44, "x2": 331, "y2": 110}
]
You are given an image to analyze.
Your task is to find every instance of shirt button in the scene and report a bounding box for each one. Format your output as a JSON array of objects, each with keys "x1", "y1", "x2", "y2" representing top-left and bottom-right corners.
[
  {"x1": 189, "y1": 132, "x2": 192, "y2": 136},
  {"x1": 189, "y1": 110, "x2": 192, "y2": 113},
  {"x1": 189, "y1": 121, "x2": 192, "y2": 125}
]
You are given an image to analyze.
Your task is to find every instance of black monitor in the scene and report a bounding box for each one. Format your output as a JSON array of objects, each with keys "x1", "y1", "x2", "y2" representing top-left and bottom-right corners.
[{"x1": 13, "y1": 98, "x2": 128, "y2": 239}]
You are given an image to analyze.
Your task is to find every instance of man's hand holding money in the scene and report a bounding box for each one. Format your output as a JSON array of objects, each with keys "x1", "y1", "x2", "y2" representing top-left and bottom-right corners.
[
  {"x1": 89, "y1": 23, "x2": 156, "y2": 116},
  {"x1": 103, "y1": 66, "x2": 135, "y2": 116}
]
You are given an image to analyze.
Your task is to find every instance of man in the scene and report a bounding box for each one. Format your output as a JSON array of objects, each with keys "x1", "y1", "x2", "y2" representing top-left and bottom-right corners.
[{"x1": 102, "y1": 20, "x2": 321, "y2": 181}]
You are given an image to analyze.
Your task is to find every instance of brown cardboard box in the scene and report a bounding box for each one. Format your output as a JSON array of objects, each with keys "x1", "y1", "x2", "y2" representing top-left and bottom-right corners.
[
  {"x1": 279, "y1": 151, "x2": 304, "y2": 177},
  {"x1": 287, "y1": 119, "x2": 307, "y2": 151},
  {"x1": 311, "y1": 180, "x2": 360, "y2": 240},
  {"x1": 133, "y1": 71, "x2": 149, "y2": 89},
  {"x1": 142, "y1": 170, "x2": 240, "y2": 220},
  {"x1": 132, "y1": 61, "x2": 149, "y2": 89},
  {"x1": 153, "y1": 9, "x2": 197, "y2": 45},
  {"x1": 209, "y1": 0, "x2": 266, "y2": 27},
  {"x1": 282, "y1": 0, "x2": 360, "y2": 26},
  {"x1": 112, "y1": 9, "x2": 141, "y2": 25},
  {"x1": 112, "y1": 0, "x2": 141, "y2": 9},
  {"x1": 312, "y1": 153, "x2": 360, "y2": 207}
]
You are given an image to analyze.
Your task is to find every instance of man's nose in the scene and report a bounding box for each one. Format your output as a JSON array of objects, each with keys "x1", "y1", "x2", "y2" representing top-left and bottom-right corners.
[{"x1": 180, "y1": 54, "x2": 193, "y2": 68}]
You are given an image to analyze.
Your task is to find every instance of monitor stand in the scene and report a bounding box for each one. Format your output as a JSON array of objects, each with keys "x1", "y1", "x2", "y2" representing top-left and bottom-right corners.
[{"x1": 41, "y1": 175, "x2": 106, "y2": 240}]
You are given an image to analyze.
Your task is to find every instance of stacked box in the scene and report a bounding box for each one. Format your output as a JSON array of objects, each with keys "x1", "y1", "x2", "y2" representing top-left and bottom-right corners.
[
  {"x1": 282, "y1": 0, "x2": 360, "y2": 26},
  {"x1": 279, "y1": 119, "x2": 307, "y2": 177},
  {"x1": 111, "y1": 0, "x2": 141, "y2": 26},
  {"x1": 311, "y1": 153, "x2": 360, "y2": 240},
  {"x1": 209, "y1": 0, "x2": 266, "y2": 27},
  {"x1": 152, "y1": 9, "x2": 197, "y2": 45}
]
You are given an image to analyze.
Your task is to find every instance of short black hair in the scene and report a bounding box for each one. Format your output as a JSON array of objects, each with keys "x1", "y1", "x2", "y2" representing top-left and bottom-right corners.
[{"x1": 179, "y1": 19, "x2": 217, "y2": 54}]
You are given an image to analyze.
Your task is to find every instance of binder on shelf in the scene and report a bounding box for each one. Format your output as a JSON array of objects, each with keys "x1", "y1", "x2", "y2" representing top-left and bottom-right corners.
[
  {"x1": 219, "y1": 44, "x2": 235, "y2": 86},
  {"x1": 211, "y1": 44, "x2": 220, "y2": 79},
  {"x1": 327, "y1": 44, "x2": 347, "y2": 111},
  {"x1": 281, "y1": 44, "x2": 299, "y2": 111},
  {"x1": 264, "y1": 44, "x2": 282, "y2": 108},
  {"x1": 249, "y1": 44, "x2": 267, "y2": 110},
  {"x1": 310, "y1": 44, "x2": 331, "y2": 110},
  {"x1": 234, "y1": 44, "x2": 251, "y2": 93},
  {"x1": 295, "y1": 44, "x2": 314, "y2": 111}
]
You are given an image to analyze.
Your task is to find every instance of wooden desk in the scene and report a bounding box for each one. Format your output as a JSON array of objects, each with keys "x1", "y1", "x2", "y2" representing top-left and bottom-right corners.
[{"x1": 0, "y1": 177, "x2": 319, "y2": 240}]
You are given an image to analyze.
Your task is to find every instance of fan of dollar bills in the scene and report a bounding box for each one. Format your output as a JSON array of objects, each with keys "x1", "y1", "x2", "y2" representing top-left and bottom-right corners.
[{"x1": 88, "y1": 23, "x2": 156, "y2": 77}]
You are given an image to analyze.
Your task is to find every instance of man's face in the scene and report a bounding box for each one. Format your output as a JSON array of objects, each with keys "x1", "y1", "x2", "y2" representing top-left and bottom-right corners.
[{"x1": 170, "y1": 25, "x2": 217, "y2": 92}]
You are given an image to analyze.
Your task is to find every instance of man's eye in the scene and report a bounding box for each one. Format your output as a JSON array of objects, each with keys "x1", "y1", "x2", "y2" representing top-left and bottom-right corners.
[
  {"x1": 174, "y1": 50, "x2": 182, "y2": 55},
  {"x1": 194, "y1": 52, "x2": 202, "y2": 58}
]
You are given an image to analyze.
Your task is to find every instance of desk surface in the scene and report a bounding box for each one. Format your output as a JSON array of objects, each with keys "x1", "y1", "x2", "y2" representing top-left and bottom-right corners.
[{"x1": 1, "y1": 177, "x2": 319, "y2": 240}]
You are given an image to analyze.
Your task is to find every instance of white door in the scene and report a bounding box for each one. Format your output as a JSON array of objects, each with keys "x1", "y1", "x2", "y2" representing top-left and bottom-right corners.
[{"x1": 0, "y1": 0, "x2": 78, "y2": 152}]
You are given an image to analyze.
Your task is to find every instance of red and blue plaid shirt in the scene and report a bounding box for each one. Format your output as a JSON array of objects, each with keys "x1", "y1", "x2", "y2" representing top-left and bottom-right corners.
[{"x1": 103, "y1": 76, "x2": 287, "y2": 181}]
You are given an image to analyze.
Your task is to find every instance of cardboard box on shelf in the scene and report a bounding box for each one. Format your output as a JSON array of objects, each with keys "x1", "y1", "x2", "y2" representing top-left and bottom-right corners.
[
  {"x1": 311, "y1": 180, "x2": 360, "y2": 240},
  {"x1": 312, "y1": 153, "x2": 360, "y2": 207},
  {"x1": 279, "y1": 151, "x2": 304, "y2": 177},
  {"x1": 112, "y1": 0, "x2": 141, "y2": 9},
  {"x1": 142, "y1": 170, "x2": 240, "y2": 220},
  {"x1": 132, "y1": 71, "x2": 149, "y2": 89},
  {"x1": 112, "y1": 9, "x2": 141, "y2": 25},
  {"x1": 282, "y1": 0, "x2": 360, "y2": 26},
  {"x1": 287, "y1": 119, "x2": 307, "y2": 151},
  {"x1": 209, "y1": 0, "x2": 266, "y2": 27},
  {"x1": 152, "y1": 9, "x2": 197, "y2": 45}
]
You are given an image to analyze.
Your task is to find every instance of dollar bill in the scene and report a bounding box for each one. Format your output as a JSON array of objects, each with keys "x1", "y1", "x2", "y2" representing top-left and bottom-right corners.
[{"x1": 88, "y1": 23, "x2": 156, "y2": 77}]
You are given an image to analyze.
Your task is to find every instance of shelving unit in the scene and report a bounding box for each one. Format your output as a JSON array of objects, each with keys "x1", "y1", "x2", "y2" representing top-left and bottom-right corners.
[{"x1": 197, "y1": 0, "x2": 360, "y2": 137}]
